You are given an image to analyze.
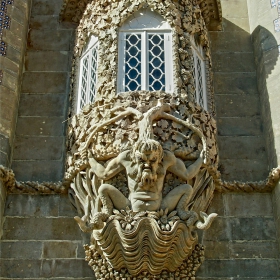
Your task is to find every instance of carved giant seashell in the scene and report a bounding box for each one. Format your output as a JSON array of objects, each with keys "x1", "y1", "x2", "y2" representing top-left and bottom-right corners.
[{"x1": 92, "y1": 217, "x2": 198, "y2": 275}]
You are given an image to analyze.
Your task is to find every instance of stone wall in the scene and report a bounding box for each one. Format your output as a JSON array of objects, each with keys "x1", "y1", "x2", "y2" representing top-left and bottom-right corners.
[
  {"x1": 11, "y1": 0, "x2": 75, "y2": 182},
  {"x1": 0, "y1": 194, "x2": 93, "y2": 279},
  {"x1": 0, "y1": 0, "x2": 32, "y2": 238},
  {"x1": 197, "y1": 192, "x2": 280, "y2": 279},
  {"x1": 210, "y1": 0, "x2": 268, "y2": 182},
  {"x1": 247, "y1": 0, "x2": 280, "y2": 256},
  {"x1": 0, "y1": 0, "x2": 279, "y2": 279}
]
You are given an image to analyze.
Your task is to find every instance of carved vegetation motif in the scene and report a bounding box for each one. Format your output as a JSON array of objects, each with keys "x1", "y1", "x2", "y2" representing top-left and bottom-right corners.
[
  {"x1": 60, "y1": 0, "x2": 222, "y2": 31},
  {"x1": 65, "y1": 0, "x2": 215, "y2": 114},
  {"x1": 66, "y1": 92, "x2": 218, "y2": 277}
]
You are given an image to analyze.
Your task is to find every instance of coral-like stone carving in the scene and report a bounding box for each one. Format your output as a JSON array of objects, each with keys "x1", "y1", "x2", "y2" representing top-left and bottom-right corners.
[
  {"x1": 62, "y1": 0, "x2": 216, "y2": 115},
  {"x1": 65, "y1": 91, "x2": 218, "y2": 278}
]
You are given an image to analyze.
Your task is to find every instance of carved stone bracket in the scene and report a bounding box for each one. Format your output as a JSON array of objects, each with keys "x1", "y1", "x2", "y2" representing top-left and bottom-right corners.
[{"x1": 66, "y1": 91, "x2": 219, "y2": 278}]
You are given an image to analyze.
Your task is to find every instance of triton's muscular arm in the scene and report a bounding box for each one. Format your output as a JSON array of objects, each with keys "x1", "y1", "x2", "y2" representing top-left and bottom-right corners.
[
  {"x1": 88, "y1": 151, "x2": 126, "y2": 180},
  {"x1": 166, "y1": 150, "x2": 204, "y2": 181}
]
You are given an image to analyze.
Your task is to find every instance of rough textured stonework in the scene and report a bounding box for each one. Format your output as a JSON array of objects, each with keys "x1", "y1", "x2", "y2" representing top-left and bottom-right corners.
[
  {"x1": 64, "y1": 0, "x2": 216, "y2": 115},
  {"x1": 1, "y1": 0, "x2": 280, "y2": 279},
  {"x1": 66, "y1": 91, "x2": 218, "y2": 278}
]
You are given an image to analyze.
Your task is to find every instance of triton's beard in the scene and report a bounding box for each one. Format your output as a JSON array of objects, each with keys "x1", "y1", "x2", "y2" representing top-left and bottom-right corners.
[{"x1": 139, "y1": 168, "x2": 158, "y2": 187}]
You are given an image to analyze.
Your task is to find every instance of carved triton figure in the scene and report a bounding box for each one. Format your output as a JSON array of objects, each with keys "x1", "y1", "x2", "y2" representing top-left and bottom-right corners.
[{"x1": 88, "y1": 139, "x2": 205, "y2": 226}]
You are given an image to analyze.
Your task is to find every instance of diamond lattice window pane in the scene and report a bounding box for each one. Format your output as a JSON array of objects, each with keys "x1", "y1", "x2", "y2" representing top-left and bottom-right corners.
[
  {"x1": 89, "y1": 46, "x2": 98, "y2": 103},
  {"x1": 80, "y1": 55, "x2": 89, "y2": 110},
  {"x1": 148, "y1": 34, "x2": 165, "y2": 91},
  {"x1": 125, "y1": 34, "x2": 141, "y2": 92},
  {"x1": 196, "y1": 58, "x2": 204, "y2": 108}
]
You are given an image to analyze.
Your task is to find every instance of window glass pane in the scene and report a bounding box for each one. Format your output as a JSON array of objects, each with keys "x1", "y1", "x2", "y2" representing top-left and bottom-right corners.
[
  {"x1": 196, "y1": 58, "x2": 204, "y2": 108},
  {"x1": 80, "y1": 55, "x2": 89, "y2": 110},
  {"x1": 89, "y1": 45, "x2": 98, "y2": 103},
  {"x1": 148, "y1": 34, "x2": 165, "y2": 91},
  {"x1": 125, "y1": 34, "x2": 142, "y2": 92}
]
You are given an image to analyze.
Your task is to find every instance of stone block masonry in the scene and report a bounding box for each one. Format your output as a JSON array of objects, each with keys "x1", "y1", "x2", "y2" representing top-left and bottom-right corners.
[
  {"x1": 197, "y1": 192, "x2": 280, "y2": 279},
  {"x1": 0, "y1": 0, "x2": 32, "y2": 239},
  {"x1": 11, "y1": 0, "x2": 76, "y2": 182},
  {"x1": 210, "y1": 0, "x2": 269, "y2": 182},
  {"x1": 0, "y1": 194, "x2": 94, "y2": 279}
]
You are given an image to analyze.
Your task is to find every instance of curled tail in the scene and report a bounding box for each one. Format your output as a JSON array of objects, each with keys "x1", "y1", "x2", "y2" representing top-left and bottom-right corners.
[
  {"x1": 74, "y1": 212, "x2": 109, "y2": 232},
  {"x1": 195, "y1": 212, "x2": 217, "y2": 230}
]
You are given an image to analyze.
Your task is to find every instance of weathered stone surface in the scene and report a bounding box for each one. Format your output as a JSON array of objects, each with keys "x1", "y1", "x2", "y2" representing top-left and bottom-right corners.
[
  {"x1": 0, "y1": 241, "x2": 42, "y2": 259},
  {"x1": 203, "y1": 217, "x2": 231, "y2": 241},
  {"x1": 224, "y1": 193, "x2": 273, "y2": 217},
  {"x1": 16, "y1": 117, "x2": 65, "y2": 136},
  {"x1": 6, "y1": 45, "x2": 21, "y2": 64},
  {"x1": 21, "y1": 72, "x2": 68, "y2": 93},
  {"x1": 4, "y1": 194, "x2": 60, "y2": 217},
  {"x1": 58, "y1": 196, "x2": 78, "y2": 217},
  {"x1": 8, "y1": 6, "x2": 27, "y2": 25},
  {"x1": 32, "y1": 0, "x2": 64, "y2": 15},
  {"x1": 0, "y1": 134, "x2": 11, "y2": 156},
  {"x1": 221, "y1": 18, "x2": 250, "y2": 32},
  {"x1": 220, "y1": 0, "x2": 249, "y2": 18},
  {"x1": 218, "y1": 159, "x2": 268, "y2": 181},
  {"x1": 0, "y1": 260, "x2": 42, "y2": 278},
  {"x1": 0, "y1": 259, "x2": 95, "y2": 279},
  {"x1": 229, "y1": 241, "x2": 279, "y2": 258},
  {"x1": 9, "y1": 18, "x2": 27, "y2": 37},
  {"x1": 29, "y1": 15, "x2": 59, "y2": 30},
  {"x1": 207, "y1": 192, "x2": 224, "y2": 216},
  {"x1": 210, "y1": 32, "x2": 252, "y2": 53},
  {"x1": 215, "y1": 95, "x2": 260, "y2": 117},
  {"x1": 2, "y1": 30, "x2": 24, "y2": 51},
  {"x1": 217, "y1": 117, "x2": 262, "y2": 136},
  {"x1": 0, "y1": 86, "x2": 17, "y2": 107},
  {"x1": 217, "y1": 136, "x2": 266, "y2": 160},
  {"x1": 28, "y1": 29, "x2": 73, "y2": 51},
  {"x1": 203, "y1": 240, "x2": 229, "y2": 259},
  {"x1": 13, "y1": 136, "x2": 64, "y2": 160},
  {"x1": 197, "y1": 259, "x2": 279, "y2": 277},
  {"x1": 18, "y1": 94, "x2": 66, "y2": 116},
  {"x1": 41, "y1": 259, "x2": 93, "y2": 278},
  {"x1": 2, "y1": 217, "x2": 81, "y2": 240},
  {"x1": 1, "y1": 71, "x2": 18, "y2": 92},
  {"x1": 230, "y1": 217, "x2": 277, "y2": 240},
  {"x1": 0, "y1": 56, "x2": 20, "y2": 76},
  {"x1": 42, "y1": 241, "x2": 79, "y2": 258},
  {"x1": 25, "y1": 51, "x2": 70, "y2": 71},
  {"x1": 212, "y1": 52, "x2": 255, "y2": 72},
  {"x1": 0, "y1": 151, "x2": 9, "y2": 166},
  {"x1": 0, "y1": 101, "x2": 17, "y2": 123},
  {"x1": 214, "y1": 73, "x2": 258, "y2": 95},
  {"x1": 11, "y1": 160, "x2": 63, "y2": 181}
]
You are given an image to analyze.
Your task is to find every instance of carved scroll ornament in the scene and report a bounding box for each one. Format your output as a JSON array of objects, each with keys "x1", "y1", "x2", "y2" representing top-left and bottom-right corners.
[{"x1": 65, "y1": 91, "x2": 219, "y2": 279}]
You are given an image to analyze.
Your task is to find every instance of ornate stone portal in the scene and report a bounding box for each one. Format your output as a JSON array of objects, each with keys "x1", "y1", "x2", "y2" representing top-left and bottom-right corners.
[{"x1": 65, "y1": 92, "x2": 219, "y2": 279}]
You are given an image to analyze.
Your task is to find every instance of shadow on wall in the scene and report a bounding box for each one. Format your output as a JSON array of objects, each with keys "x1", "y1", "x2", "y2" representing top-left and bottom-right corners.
[
  {"x1": 252, "y1": 25, "x2": 279, "y2": 169},
  {"x1": 212, "y1": 18, "x2": 279, "y2": 181},
  {"x1": 252, "y1": 25, "x2": 279, "y2": 77}
]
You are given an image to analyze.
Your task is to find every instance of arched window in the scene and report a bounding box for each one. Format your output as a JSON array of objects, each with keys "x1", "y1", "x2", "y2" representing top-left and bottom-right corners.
[
  {"x1": 118, "y1": 9, "x2": 173, "y2": 93},
  {"x1": 191, "y1": 36, "x2": 208, "y2": 110},
  {"x1": 77, "y1": 36, "x2": 98, "y2": 113}
]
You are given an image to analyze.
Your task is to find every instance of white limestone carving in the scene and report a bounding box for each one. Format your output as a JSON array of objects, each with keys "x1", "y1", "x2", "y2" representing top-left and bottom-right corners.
[{"x1": 66, "y1": 91, "x2": 218, "y2": 277}]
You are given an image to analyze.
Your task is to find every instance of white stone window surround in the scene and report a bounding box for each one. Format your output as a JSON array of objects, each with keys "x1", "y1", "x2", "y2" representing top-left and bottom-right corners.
[
  {"x1": 118, "y1": 8, "x2": 173, "y2": 93},
  {"x1": 77, "y1": 36, "x2": 99, "y2": 113},
  {"x1": 191, "y1": 36, "x2": 208, "y2": 111}
]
